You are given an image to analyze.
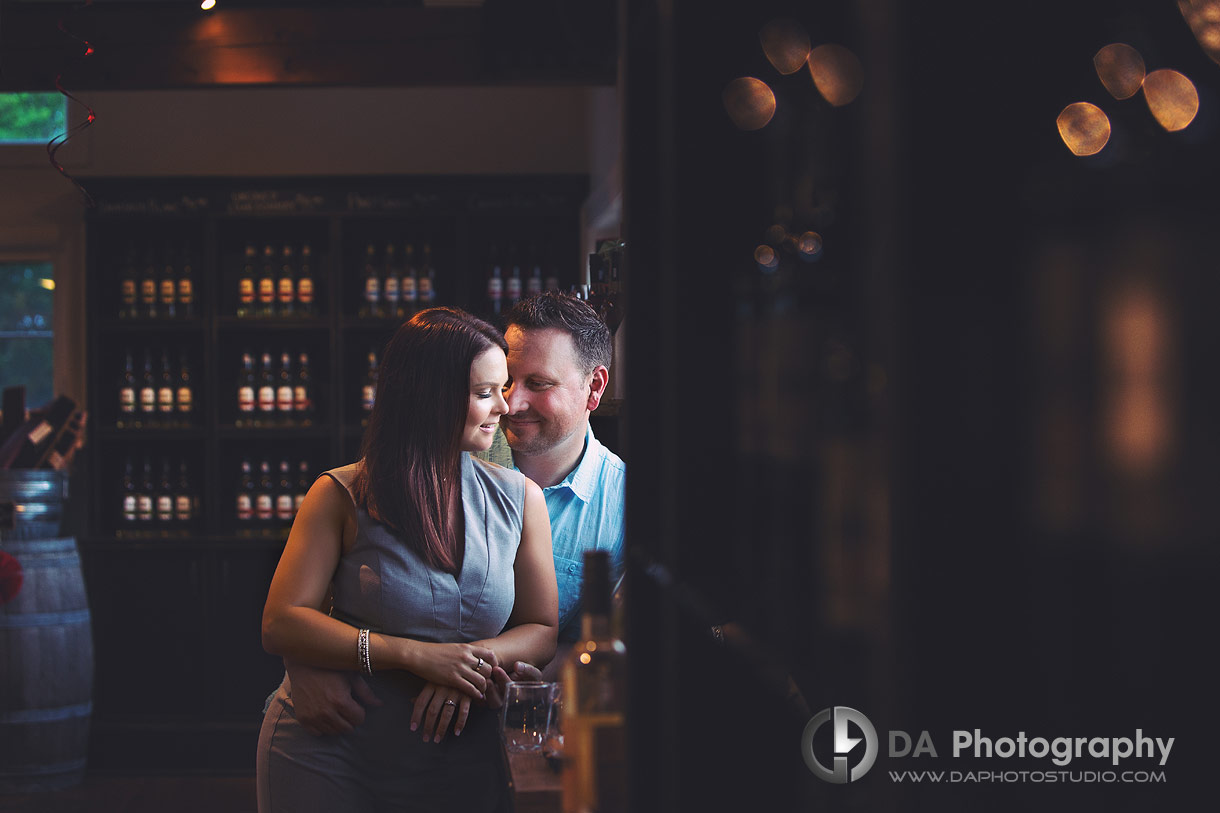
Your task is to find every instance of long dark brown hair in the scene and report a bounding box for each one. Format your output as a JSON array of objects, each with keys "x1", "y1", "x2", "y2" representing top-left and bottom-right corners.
[{"x1": 353, "y1": 307, "x2": 507, "y2": 573}]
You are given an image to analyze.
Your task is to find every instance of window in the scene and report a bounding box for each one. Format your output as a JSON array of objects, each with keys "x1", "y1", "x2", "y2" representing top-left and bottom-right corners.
[
  {"x1": 0, "y1": 92, "x2": 67, "y2": 144},
  {"x1": 0, "y1": 261, "x2": 55, "y2": 406}
]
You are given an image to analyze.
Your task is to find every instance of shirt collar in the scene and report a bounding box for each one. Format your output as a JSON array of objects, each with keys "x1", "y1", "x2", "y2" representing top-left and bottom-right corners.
[{"x1": 545, "y1": 424, "x2": 602, "y2": 503}]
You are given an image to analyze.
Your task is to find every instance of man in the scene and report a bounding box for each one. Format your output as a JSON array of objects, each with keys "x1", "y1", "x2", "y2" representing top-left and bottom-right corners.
[{"x1": 282, "y1": 292, "x2": 625, "y2": 734}]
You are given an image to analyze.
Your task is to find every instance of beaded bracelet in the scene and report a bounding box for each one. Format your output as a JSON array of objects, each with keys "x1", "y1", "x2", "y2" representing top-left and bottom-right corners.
[{"x1": 358, "y1": 628, "x2": 373, "y2": 676}]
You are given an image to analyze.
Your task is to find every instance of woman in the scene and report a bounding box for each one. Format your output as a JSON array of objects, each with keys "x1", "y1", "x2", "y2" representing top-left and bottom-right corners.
[{"x1": 257, "y1": 307, "x2": 557, "y2": 812}]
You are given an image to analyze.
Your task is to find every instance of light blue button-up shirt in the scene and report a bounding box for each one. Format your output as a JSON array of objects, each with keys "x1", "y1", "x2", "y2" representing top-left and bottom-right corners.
[{"x1": 483, "y1": 424, "x2": 625, "y2": 642}]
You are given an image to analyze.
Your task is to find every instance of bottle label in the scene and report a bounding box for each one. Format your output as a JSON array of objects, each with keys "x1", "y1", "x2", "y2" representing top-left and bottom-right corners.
[
  {"x1": 527, "y1": 277, "x2": 543, "y2": 296},
  {"x1": 506, "y1": 278, "x2": 522, "y2": 300},
  {"x1": 258, "y1": 278, "x2": 275, "y2": 303},
  {"x1": 293, "y1": 386, "x2": 310, "y2": 412},
  {"x1": 259, "y1": 386, "x2": 276, "y2": 412},
  {"x1": 295, "y1": 493, "x2": 306, "y2": 512},
  {"x1": 276, "y1": 494, "x2": 294, "y2": 520},
  {"x1": 362, "y1": 385, "x2": 376, "y2": 412},
  {"x1": 120, "y1": 387, "x2": 136, "y2": 413},
  {"x1": 237, "y1": 494, "x2": 253, "y2": 521},
  {"x1": 545, "y1": 276, "x2": 559, "y2": 292},
  {"x1": 239, "y1": 278, "x2": 255, "y2": 304},
  {"x1": 177, "y1": 387, "x2": 193, "y2": 413},
  {"x1": 256, "y1": 494, "x2": 273, "y2": 520},
  {"x1": 158, "y1": 387, "x2": 175, "y2": 412},
  {"x1": 402, "y1": 277, "x2": 417, "y2": 302},
  {"x1": 297, "y1": 278, "x2": 314, "y2": 304},
  {"x1": 178, "y1": 277, "x2": 193, "y2": 304},
  {"x1": 137, "y1": 495, "x2": 152, "y2": 519},
  {"x1": 239, "y1": 386, "x2": 255, "y2": 413},
  {"x1": 487, "y1": 277, "x2": 503, "y2": 300},
  {"x1": 121, "y1": 280, "x2": 136, "y2": 305},
  {"x1": 278, "y1": 278, "x2": 294, "y2": 304},
  {"x1": 384, "y1": 277, "x2": 400, "y2": 303},
  {"x1": 141, "y1": 280, "x2": 157, "y2": 304},
  {"x1": 365, "y1": 277, "x2": 380, "y2": 303},
  {"x1": 140, "y1": 387, "x2": 157, "y2": 412},
  {"x1": 156, "y1": 495, "x2": 173, "y2": 521},
  {"x1": 160, "y1": 279, "x2": 176, "y2": 305},
  {"x1": 123, "y1": 496, "x2": 137, "y2": 521},
  {"x1": 419, "y1": 278, "x2": 433, "y2": 301},
  {"x1": 277, "y1": 385, "x2": 294, "y2": 412},
  {"x1": 175, "y1": 495, "x2": 192, "y2": 522}
]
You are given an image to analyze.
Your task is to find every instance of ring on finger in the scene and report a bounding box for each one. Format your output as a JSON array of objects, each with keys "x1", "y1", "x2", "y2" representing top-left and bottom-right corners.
[
  {"x1": 475, "y1": 657, "x2": 484, "y2": 673},
  {"x1": 443, "y1": 699, "x2": 457, "y2": 707}
]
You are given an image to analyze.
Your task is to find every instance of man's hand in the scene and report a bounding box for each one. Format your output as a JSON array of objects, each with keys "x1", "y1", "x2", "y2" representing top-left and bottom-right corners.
[{"x1": 284, "y1": 659, "x2": 383, "y2": 736}]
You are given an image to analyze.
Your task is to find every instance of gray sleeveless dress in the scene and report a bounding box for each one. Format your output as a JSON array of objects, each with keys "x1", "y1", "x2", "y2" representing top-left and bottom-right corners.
[{"x1": 256, "y1": 454, "x2": 524, "y2": 813}]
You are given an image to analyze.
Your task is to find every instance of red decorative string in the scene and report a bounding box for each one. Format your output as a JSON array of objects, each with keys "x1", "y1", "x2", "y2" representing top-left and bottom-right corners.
[{"x1": 47, "y1": 0, "x2": 97, "y2": 208}]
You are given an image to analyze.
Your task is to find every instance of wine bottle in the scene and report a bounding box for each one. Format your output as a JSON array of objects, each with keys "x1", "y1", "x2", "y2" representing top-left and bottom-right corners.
[
  {"x1": 39, "y1": 408, "x2": 87, "y2": 471},
  {"x1": 297, "y1": 243, "x2": 316, "y2": 317},
  {"x1": 0, "y1": 396, "x2": 77, "y2": 469},
  {"x1": 118, "y1": 347, "x2": 136, "y2": 427},
  {"x1": 176, "y1": 349, "x2": 194, "y2": 425},
  {"x1": 238, "y1": 244, "x2": 256, "y2": 318},
  {"x1": 362, "y1": 349, "x2": 378, "y2": 421},
  {"x1": 360, "y1": 243, "x2": 382, "y2": 319},
  {"x1": 257, "y1": 459, "x2": 274, "y2": 525},
  {"x1": 159, "y1": 243, "x2": 177, "y2": 320},
  {"x1": 419, "y1": 243, "x2": 437, "y2": 305},
  {"x1": 237, "y1": 349, "x2": 257, "y2": 426},
  {"x1": 157, "y1": 347, "x2": 176, "y2": 419},
  {"x1": 121, "y1": 456, "x2": 137, "y2": 526},
  {"x1": 276, "y1": 349, "x2": 295, "y2": 422},
  {"x1": 119, "y1": 241, "x2": 138, "y2": 320},
  {"x1": 506, "y1": 244, "x2": 523, "y2": 307},
  {"x1": 560, "y1": 550, "x2": 627, "y2": 813},
  {"x1": 294, "y1": 351, "x2": 314, "y2": 424},
  {"x1": 156, "y1": 457, "x2": 174, "y2": 524},
  {"x1": 137, "y1": 456, "x2": 154, "y2": 525},
  {"x1": 276, "y1": 459, "x2": 295, "y2": 523},
  {"x1": 177, "y1": 243, "x2": 195, "y2": 319},
  {"x1": 258, "y1": 350, "x2": 277, "y2": 424},
  {"x1": 278, "y1": 243, "x2": 296, "y2": 317},
  {"x1": 139, "y1": 349, "x2": 157, "y2": 423},
  {"x1": 141, "y1": 245, "x2": 159, "y2": 319},
  {"x1": 402, "y1": 243, "x2": 419, "y2": 316},
  {"x1": 486, "y1": 245, "x2": 504, "y2": 318},
  {"x1": 258, "y1": 244, "x2": 278, "y2": 318},
  {"x1": 383, "y1": 242, "x2": 402, "y2": 320},
  {"x1": 295, "y1": 459, "x2": 311, "y2": 513},
  {"x1": 527, "y1": 251, "x2": 544, "y2": 297},
  {"x1": 175, "y1": 458, "x2": 194, "y2": 525},
  {"x1": 237, "y1": 457, "x2": 255, "y2": 524}
]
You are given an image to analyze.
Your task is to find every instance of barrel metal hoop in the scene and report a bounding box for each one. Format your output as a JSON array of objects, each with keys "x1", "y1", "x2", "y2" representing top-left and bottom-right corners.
[
  {"x1": 0, "y1": 702, "x2": 93, "y2": 723},
  {"x1": 0, "y1": 609, "x2": 91, "y2": 628}
]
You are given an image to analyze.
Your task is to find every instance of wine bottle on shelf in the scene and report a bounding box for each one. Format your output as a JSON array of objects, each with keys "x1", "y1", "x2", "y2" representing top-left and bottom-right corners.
[
  {"x1": 258, "y1": 350, "x2": 277, "y2": 425},
  {"x1": 419, "y1": 243, "x2": 437, "y2": 305},
  {"x1": 276, "y1": 459, "x2": 295, "y2": 523},
  {"x1": 39, "y1": 408, "x2": 87, "y2": 471},
  {"x1": 178, "y1": 244, "x2": 195, "y2": 319},
  {"x1": 176, "y1": 349, "x2": 194, "y2": 425},
  {"x1": 362, "y1": 349, "x2": 378, "y2": 422},
  {"x1": 276, "y1": 350, "x2": 295, "y2": 423},
  {"x1": 297, "y1": 243, "x2": 316, "y2": 317},
  {"x1": 0, "y1": 396, "x2": 77, "y2": 469},
  {"x1": 156, "y1": 457, "x2": 174, "y2": 524},
  {"x1": 237, "y1": 457, "x2": 255, "y2": 524},
  {"x1": 295, "y1": 459, "x2": 311, "y2": 513},
  {"x1": 527, "y1": 248, "x2": 544, "y2": 297},
  {"x1": 238, "y1": 244, "x2": 256, "y2": 318},
  {"x1": 119, "y1": 241, "x2": 138, "y2": 320},
  {"x1": 139, "y1": 348, "x2": 157, "y2": 424},
  {"x1": 157, "y1": 347, "x2": 176, "y2": 420},
  {"x1": 506, "y1": 244, "x2": 523, "y2": 307},
  {"x1": 560, "y1": 550, "x2": 627, "y2": 813},
  {"x1": 237, "y1": 349, "x2": 257, "y2": 427},
  {"x1": 278, "y1": 243, "x2": 296, "y2": 317},
  {"x1": 402, "y1": 243, "x2": 419, "y2": 317},
  {"x1": 121, "y1": 456, "x2": 137, "y2": 527},
  {"x1": 486, "y1": 245, "x2": 504, "y2": 318},
  {"x1": 294, "y1": 351, "x2": 314, "y2": 424},
  {"x1": 383, "y1": 242, "x2": 402, "y2": 320},
  {"x1": 159, "y1": 243, "x2": 177, "y2": 320},
  {"x1": 259, "y1": 244, "x2": 278, "y2": 318},
  {"x1": 137, "y1": 456, "x2": 155, "y2": 525},
  {"x1": 257, "y1": 459, "x2": 274, "y2": 525},
  {"x1": 118, "y1": 347, "x2": 136, "y2": 427},
  {"x1": 360, "y1": 243, "x2": 382, "y2": 319},
  {"x1": 141, "y1": 245, "x2": 159, "y2": 319},
  {"x1": 175, "y1": 458, "x2": 194, "y2": 525}
]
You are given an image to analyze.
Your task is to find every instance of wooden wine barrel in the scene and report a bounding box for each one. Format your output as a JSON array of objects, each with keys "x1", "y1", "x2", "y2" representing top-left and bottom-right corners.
[
  {"x1": 0, "y1": 470, "x2": 69, "y2": 542},
  {"x1": 0, "y1": 535, "x2": 94, "y2": 793}
]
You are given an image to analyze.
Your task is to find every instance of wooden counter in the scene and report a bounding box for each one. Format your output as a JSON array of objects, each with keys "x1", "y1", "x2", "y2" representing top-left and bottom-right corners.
[{"x1": 508, "y1": 750, "x2": 562, "y2": 813}]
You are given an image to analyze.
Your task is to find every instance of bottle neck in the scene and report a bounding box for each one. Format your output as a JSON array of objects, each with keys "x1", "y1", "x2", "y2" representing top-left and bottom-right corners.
[{"x1": 582, "y1": 611, "x2": 612, "y2": 641}]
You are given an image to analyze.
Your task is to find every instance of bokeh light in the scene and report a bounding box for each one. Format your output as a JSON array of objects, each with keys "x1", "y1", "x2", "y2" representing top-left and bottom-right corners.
[
  {"x1": 1178, "y1": 0, "x2": 1220, "y2": 65},
  {"x1": 764, "y1": 224, "x2": 787, "y2": 245},
  {"x1": 723, "y1": 77, "x2": 777, "y2": 130},
  {"x1": 1094, "y1": 43, "x2": 1146, "y2": 100},
  {"x1": 1057, "y1": 102, "x2": 1111, "y2": 156},
  {"x1": 759, "y1": 18, "x2": 812, "y2": 75},
  {"x1": 1143, "y1": 69, "x2": 1199, "y2": 131},
  {"x1": 754, "y1": 245, "x2": 779, "y2": 271},
  {"x1": 808, "y1": 44, "x2": 863, "y2": 107},
  {"x1": 798, "y1": 231, "x2": 823, "y2": 260}
]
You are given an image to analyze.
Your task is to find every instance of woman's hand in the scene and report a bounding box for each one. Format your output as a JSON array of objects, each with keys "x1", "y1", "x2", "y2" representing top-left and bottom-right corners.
[
  {"x1": 406, "y1": 641, "x2": 498, "y2": 700},
  {"x1": 411, "y1": 681, "x2": 472, "y2": 742}
]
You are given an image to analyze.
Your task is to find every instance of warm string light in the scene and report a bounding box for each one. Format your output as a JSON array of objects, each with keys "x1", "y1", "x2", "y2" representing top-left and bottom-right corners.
[
  {"x1": 48, "y1": 0, "x2": 98, "y2": 207},
  {"x1": 201, "y1": 0, "x2": 217, "y2": 10}
]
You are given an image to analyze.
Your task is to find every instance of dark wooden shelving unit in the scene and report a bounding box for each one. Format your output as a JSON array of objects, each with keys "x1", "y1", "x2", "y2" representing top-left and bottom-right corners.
[{"x1": 82, "y1": 174, "x2": 587, "y2": 772}]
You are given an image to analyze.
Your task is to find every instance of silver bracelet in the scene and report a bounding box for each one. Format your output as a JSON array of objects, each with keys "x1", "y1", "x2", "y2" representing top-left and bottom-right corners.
[{"x1": 358, "y1": 628, "x2": 373, "y2": 676}]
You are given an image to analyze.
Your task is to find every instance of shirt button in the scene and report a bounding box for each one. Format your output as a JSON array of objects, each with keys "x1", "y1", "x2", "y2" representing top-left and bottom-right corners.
[{"x1": 568, "y1": 565, "x2": 576, "y2": 572}]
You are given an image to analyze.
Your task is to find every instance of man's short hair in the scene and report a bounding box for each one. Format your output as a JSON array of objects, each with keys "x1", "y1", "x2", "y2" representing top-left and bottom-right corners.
[{"x1": 504, "y1": 292, "x2": 612, "y2": 374}]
